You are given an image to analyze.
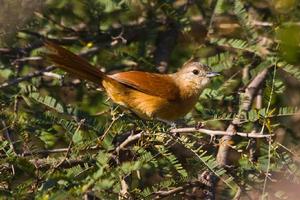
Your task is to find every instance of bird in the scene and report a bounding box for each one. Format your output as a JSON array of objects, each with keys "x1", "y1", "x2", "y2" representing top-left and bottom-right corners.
[{"x1": 44, "y1": 41, "x2": 219, "y2": 122}]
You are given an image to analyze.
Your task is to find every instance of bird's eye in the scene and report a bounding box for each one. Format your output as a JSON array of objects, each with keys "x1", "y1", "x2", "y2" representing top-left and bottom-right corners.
[{"x1": 192, "y1": 69, "x2": 199, "y2": 75}]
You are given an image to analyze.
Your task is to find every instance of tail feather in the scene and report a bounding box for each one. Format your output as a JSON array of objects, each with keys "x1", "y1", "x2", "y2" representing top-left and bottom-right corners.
[{"x1": 44, "y1": 41, "x2": 105, "y2": 84}]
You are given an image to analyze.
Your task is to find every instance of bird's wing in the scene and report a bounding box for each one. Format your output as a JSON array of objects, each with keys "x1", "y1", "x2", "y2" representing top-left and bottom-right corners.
[{"x1": 109, "y1": 71, "x2": 180, "y2": 101}]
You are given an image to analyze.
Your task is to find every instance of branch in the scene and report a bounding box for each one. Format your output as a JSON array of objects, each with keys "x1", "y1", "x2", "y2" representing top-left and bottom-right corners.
[
  {"x1": 0, "y1": 65, "x2": 55, "y2": 89},
  {"x1": 1, "y1": 22, "x2": 150, "y2": 58},
  {"x1": 33, "y1": 158, "x2": 96, "y2": 170},
  {"x1": 6, "y1": 132, "x2": 142, "y2": 158},
  {"x1": 0, "y1": 157, "x2": 96, "y2": 171},
  {"x1": 152, "y1": 170, "x2": 216, "y2": 199},
  {"x1": 170, "y1": 127, "x2": 273, "y2": 138},
  {"x1": 22, "y1": 147, "x2": 78, "y2": 156},
  {"x1": 12, "y1": 56, "x2": 43, "y2": 64},
  {"x1": 242, "y1": 68, "x2": 269, "y2": 111},
  {"x1": 248, "y1": 88, "x2": 263, "y2": 162},
  {"x1": 15, "y1": 146, "x2": 100, "y2": 158},
  {"x1": 251, "y1": 20, "x2": 273, "y2": 27},
  {"x1": 0, "y1": 44, "x2": 103, "y2": 89},
  {"x1": 1, "y1": 132, "x2": 142, "y2": 171},
  {"x1": 152, "y1": 180, "x2": 207, "y2": 199},
  {"x1": 115, "y1": 133, "x2": 142, "y2": 153},
  {"x1": 217, "y1": 68, "x2": 270, "y2": 166}
]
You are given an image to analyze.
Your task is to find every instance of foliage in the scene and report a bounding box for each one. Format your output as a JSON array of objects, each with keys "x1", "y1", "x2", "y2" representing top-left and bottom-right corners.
[{"x1": 1, "y1": 0, "x2": 300, "y2": 199}]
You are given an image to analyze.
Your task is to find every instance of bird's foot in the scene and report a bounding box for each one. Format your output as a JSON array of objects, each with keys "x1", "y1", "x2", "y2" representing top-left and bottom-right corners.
[
  {"x1": 170, "y1": 122, "x2": 177, "y2": 129},
  {"x1": 195, "y1": 121, "x2": 205, "y2": 130}
]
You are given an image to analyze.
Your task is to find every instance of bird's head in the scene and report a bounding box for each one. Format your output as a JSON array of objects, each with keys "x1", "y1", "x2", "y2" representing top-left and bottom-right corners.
[{"x1": 174, "y1": 61, "x2": 219, "y2": 97}]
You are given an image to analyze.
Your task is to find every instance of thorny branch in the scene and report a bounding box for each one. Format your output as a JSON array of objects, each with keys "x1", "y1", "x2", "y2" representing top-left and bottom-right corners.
[
  {"x1": 0, "y1": 65, "x2": 55, "y2": 89},
  {"x1": 152, "y1": 180, "x2": 207, "y2": 199},
  {"x1": 0, "y1": 125, "x2": 271, "y2": 159},
  {"x1": 151, "y1": 171, "x2": 216, "y2": 199},
  {"x1": 217, "y1": 68, "x2": 270, "y2": 166},
  {"x1": 170, "y1": 127, "x2": 273, "y2": 138}
]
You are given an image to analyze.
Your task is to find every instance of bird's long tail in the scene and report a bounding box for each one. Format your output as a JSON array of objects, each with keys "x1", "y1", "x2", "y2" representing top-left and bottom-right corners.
[{"x1": 44, "y1": 41, "x2": 105, "y2": 84}]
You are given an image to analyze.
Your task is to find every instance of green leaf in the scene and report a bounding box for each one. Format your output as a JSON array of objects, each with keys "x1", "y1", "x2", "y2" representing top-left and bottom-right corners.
[
  {"x1": 39, "y1": 131, "x2": 58, "y2": 148},
  {"x1": 279, "y1": 62, "x2": 300, "y2": 81},
  {"x1": 30, "y1": 92, "x2": 65, "y2": 113}
]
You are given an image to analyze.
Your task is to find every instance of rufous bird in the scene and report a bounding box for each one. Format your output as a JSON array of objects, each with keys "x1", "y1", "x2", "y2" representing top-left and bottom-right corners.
[{"x1": 44, "y1": 42, "x2": 219, "y2": 122}]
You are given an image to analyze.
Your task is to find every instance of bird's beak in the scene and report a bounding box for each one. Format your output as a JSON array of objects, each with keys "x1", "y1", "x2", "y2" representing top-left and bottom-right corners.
[{"x1": 206, "y1": 72, "x2": 220, "y2": 78}]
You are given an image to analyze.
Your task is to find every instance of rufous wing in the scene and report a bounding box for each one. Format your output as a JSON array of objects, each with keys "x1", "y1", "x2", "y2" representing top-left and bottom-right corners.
[{"x1": 109, "y1": 71, "x2": 180, "y2": 101}]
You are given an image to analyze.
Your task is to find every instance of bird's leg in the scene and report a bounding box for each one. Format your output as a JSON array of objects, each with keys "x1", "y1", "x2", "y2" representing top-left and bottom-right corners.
[
  {"x1": 155, "y1": 118, "x2": 173, "y2": 128},
  {"x1": 173, "y1": 119, "x2": 186, "y2": 128},
  {"x1": 170, "y1": 122, "x2": 177, "y2": 130},
  {"x1": 156, "y1": 118, "x2": 185, "y2": 129}
]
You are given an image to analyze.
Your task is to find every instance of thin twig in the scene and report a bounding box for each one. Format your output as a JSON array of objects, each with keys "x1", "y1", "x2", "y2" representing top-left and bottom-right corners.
[
  {"x1": 54, "y1": 119, "x2": 85, "y2": 169},
  {"x1": 262, "y1": 66, "x2": 277, "y2": 198},
  {"x1": 0, "y1": 65, "x2": 55, "y2": 89},
  {"x1": 262, "y1": 139, "x2": 272, "y2": 198},
  {"x1": 251, "y1": 20, "x2": 273, "y2": 27},
  {"x1": 170, "y1": 127, "x2": 272, "y2": 138},
  {"x1": 98, "y1": 109, "x2": 123, "y2": 142},
  {"x1": 12, "y1": 56, "x2": 43, "y2": 64},
  {"x1": 276, "y1": 142, "x2": 299, "y2": 157},
  {"x1": 42, "y1": 72, "x2": 62, "y2": 79},
  {"x1": 163, "y1": 132, "x2": 236, "y2": 192},
  {"x1": 1, "y1": 120, "x2": 16, "y2": 175},
  {"x1": 12, "y1": 132, "x2": 141, "y2": 158},
  {"x1": 248, "y1": 88, "x2": 263, "y2": 162},
  {"x1": 119, "y1": 177, "x2": 130, "y2": 199},
  {"x1": 233, "y1": 186, "x2": 242, "y2": 200},
  {"x1": 21, "y1": 147, "x2": 81, "y2": 156},
  {"x1": 115, "y1": 133, "x2": 142, "y2": 154},
  {"x1": 33, "y1": 158, "x2": 95, "y2": 170},
  {"x1": 152, "y1": 180, "x2": 207, "y2": 199},
  {"x1": 0, "y1": 44, "x2": 103, "y2": 89},
  {"x1": 34, "y1": 12, "x2": 76, "y2": 32},
  {"x1": 53, "y1": 140, "x2": 73, "y2": 169},
  {"x1": 207, "y1": 0, "x2": 219, "y2": 35},
  {"x1": 0, "y1": 158, "x2": 95, "y2": 171},
  {"x1": 1, "y1": 120, "x2": 16, "y2": 153}
]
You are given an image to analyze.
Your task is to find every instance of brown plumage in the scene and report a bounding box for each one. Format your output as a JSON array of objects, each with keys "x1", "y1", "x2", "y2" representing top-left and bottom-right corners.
[{"x1": 44, "y1": 41, "x2": 218, "y2": 121}]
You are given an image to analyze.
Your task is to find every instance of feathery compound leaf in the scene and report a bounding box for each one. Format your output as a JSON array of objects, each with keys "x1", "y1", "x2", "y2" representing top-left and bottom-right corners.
[
  {"x1": 58, "y1": 118, "x2": 78, "y2": 134},
  {"x1": 209, "y1": 110, "x2": 235, "y2": 121},
  {"x1": 217, "y1": 78, "x2": 240, "y2": 95},
  {"x1": 246, "y1": 106, "x2": 299, "y2": 122},
  {"x1": 212, "y1": 38, "x2": 256, "y2": 53},
  {"x1": 202, "y1": 52, "x2": 235, "y2": 72},
  {"x1": 234, "y1": 0, "x2": 257, "y2": 41},
  {"x1": 250, "y1": 59, "x2": 273, "y2": 78},
  {"x1": 30, "y1": 92, "x2": 65, "y2": 113},
  {"x1": 176, "y1": 136, "x2": 237, "y2": 192},
  {"x1": 19, "y1": 84, "x2": 38, "y2": 94},
  {"x1": 279, "y1": 62, "x2": 300, "y2": 81},
  {"x1": 28, "y1": 92, "x2": 105, "y2": 134},
  {"x1": 277, "y1": 106, "x2": 299, "y2": 117},
  {"x1": 155, "y1": 145, "x2": 188, "y2": 178},
  {"x1": 214, "y1": 0, "x2": 226, "y2": 14}
]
